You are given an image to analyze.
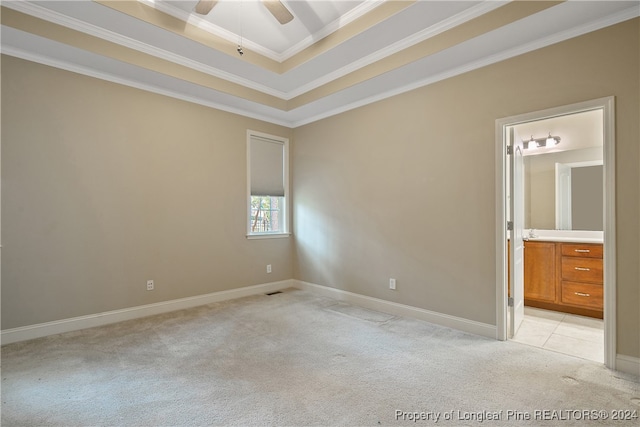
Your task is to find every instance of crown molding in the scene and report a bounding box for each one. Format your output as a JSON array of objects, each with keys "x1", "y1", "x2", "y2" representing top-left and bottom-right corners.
[
  {"x1": 0, "y1": 0, "x2": 509, "y2": 103},
  {"x1": 139, "y1": 0, "x2": 386, "y2": 63},
  {"x1": 0, "y1": 0, "x2": 537, "y2": 105},
  {"x1": 1, "y1": 0, "x2": 289, "y2": 98},
  {"x1": 278, "y1": 0, "x2": 385, "y2": 60},
  {"x1": 1, "y1": 45, "x2": 294, "y2": 128},
  {"x1": 136, "y1": 0, "x2": 281, "y2": 62},
  {"x1": 3, "y1": 2, "x2": 637, "y2": 129},
  {"x1": 291, "y1": 5, "x2": 640, "y2": 127},
  {"x1": 286, "y1": 0, "x2": 506, "y2": 99}
]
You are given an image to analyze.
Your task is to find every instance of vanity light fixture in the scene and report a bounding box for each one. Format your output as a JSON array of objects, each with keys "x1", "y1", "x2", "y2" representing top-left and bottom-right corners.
[
  {"x1": 524, "y1": 136, "x2": 537, "y2": 150},
  {"x1": 523, "y1": 133, "x2": 561, "y2": 149},
  {"x1": 545, "y1": 133, "x2": 560, "y2": 146}
]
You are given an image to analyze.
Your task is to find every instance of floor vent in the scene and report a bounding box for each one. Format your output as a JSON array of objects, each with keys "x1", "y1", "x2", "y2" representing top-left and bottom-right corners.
[{"x1": 265, "y1": 291, "x2": 283, "y2": 296}]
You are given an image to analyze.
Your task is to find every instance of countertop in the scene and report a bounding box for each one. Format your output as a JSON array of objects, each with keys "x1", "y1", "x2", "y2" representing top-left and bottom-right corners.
[{"x1": 522, "y1": 229, "x2": 603, "y2": 244}]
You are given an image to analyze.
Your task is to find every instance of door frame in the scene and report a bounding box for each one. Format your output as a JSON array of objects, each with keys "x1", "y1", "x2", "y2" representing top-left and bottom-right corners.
[{"x1": 495, "y1": 96, "x2": 616, "y2": 369}]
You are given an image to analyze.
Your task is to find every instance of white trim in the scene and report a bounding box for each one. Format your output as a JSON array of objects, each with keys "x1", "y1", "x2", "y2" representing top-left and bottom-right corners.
[
  {"x1": 291, "y1": 6, "x2": 639, "y2": 127},
  {"x1": 1, "y1": 0, "x2": 289, "y2": 99},
  {"x1": 246, "y1": 233, "x2": 291, "y2": 240},
  {"x1": 0, "y1": 279, "x2": 296, "y2": 345},
  {"x1": 0, "y1": 46, "x2": 294, "y2": 128},
  {"x1": 602, "y1": 97, "x2": 617, "y2": 370},
  {"x1": 293, "y1": 280, "x2": 497, "y2": 339},
  {"x1": 8, "y1": 0, "x2": 637, "y2": 112},
  {"x1": 278, "y1": 0, "x2": 386, "y2": 61},
  {"x1": 285, "y1": 0, "x2": 506, "y2": 99},
  {"x1": 3, "y1": 3, "x2": 636, "y2": 128},
  {"x1": 495, "y1": 121, "x2": 508, "y2": 341},
  {"x1": 139, "y1": 0, "x2": 385, "y2": 63},
  {"x1": 0, "y1": 0, "x2": 503, "y2": 101},
  {"x1": 136, "y1": 0, "x2": 282, "y2": 62},
  {"x1": 615, "y1": 354, "x2": 640, "y2": 376},
  {"x1": 5, "y1": 0, "x2": 383, "y2": 85},
  {"x1": 495, "y1": 97, "x2": 616, "y2": 369}
]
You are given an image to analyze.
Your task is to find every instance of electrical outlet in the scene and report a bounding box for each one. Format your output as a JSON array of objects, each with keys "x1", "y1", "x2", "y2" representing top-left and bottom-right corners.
[
  {"x1": 389, "y1": 278, "x2": 396, "y2": 290},
  {"x1": 266, "y1": 264, "x2": 272, "y2": 273},
  {"x1": 147, "y1": 280, "x2": 154, "y2": 291}
]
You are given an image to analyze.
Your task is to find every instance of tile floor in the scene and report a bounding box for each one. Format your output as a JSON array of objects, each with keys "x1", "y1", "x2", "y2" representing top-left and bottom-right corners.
[{"x1": 512, "y1": 306, "x2": 604, "y2": 363}]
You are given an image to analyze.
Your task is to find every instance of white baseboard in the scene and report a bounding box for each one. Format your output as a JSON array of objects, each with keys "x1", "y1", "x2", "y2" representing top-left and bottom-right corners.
[
  {"x1": 1, "y1": 279, "x2": 295, "y2": 345},
  {"x1": 293, "y1": 280, "x2": 497, "y2": 339},
  {"x1": 8, "y1": 277, "x2": 632, "y2": 373},
  {"x1": 615, "y1": 354, "x2": 640, "y2": 376}
]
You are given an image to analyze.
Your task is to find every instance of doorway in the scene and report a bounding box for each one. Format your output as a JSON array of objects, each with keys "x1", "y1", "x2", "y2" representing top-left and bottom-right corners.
[{"x1": 495, "y1": 97, "x2": 616, "y2": 369}]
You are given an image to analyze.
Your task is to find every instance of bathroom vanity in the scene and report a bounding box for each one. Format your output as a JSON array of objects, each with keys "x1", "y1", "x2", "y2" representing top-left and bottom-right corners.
[{"x1": 523, "y1": 231, "x2": 603, "y2": 319}]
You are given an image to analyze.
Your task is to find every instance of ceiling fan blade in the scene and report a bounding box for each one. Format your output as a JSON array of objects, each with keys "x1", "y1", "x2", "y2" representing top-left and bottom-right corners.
[
  {"x1": 194, "y1": 0, "x2": 218, "y2": 15},
  {"x1": 262, "y1": 0, "x2": 294, "y2": 25}
]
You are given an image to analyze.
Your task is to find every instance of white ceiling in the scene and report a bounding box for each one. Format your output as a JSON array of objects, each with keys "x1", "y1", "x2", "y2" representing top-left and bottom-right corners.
[
  {"x1": 2, "y1": 1, "x2": 638, "y2": 127},
  {"x1": 160, "y1": 0, "x2": 374, "y2": 58}
]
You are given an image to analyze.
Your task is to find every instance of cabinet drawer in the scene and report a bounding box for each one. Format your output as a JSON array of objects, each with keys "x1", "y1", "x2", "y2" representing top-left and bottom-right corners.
[
  {"x1": 561, "y1": 257, "x2": 603, "y2": 283},
  {"x1": 561, "y1": 281, "x2": 603, "y2": 310},
  {"x1": 561, "y1": 244, "x2": 602, "y2": 259}
]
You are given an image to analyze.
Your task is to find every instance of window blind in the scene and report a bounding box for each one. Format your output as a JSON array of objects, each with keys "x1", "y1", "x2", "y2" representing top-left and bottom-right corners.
[{"x1": 250, "y1": 135, "x2": 285, "y2": 197}]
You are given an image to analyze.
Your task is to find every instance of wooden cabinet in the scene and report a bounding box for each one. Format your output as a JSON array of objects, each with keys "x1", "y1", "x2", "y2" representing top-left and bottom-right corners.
[
  {"x1": 523, "y1": 240, "x2": 603, "y2": 318},
  {"x1": 560, "y1": 242, "x2": 603, "y2": 314},
  {"x1": 561, "y1": 243, "x2": 603, "y2": 259},
  {"x1": 561, "y1": 257, "x2": 603, "y2": 283},
  {"x1": 523, "y1": 241, "x2": 556, "y2": 303},
  {"x1": 561, "y1": 282, "x2": 603, "y2": 310}
]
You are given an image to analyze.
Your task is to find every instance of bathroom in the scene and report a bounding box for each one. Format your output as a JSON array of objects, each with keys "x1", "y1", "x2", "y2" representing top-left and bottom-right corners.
[{"x1": 510, "y1": 108, "x2": 605, "y2": 363}]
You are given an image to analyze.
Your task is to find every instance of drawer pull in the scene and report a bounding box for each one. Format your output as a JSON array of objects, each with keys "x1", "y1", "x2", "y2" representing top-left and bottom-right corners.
[
  {"x1": 574, "y1": 292, "x2": 591, "y2": 297},
  {"x1": 574, "y1": 267, "x2": 590, "y2": 271},
  {"x1": 574, "y1": 249, "x2": 590, "y2": 253}
]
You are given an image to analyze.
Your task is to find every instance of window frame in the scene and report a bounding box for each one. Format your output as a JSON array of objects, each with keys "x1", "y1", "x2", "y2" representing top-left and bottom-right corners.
[{"x1": 246, "y1": 130, "x2": 290, "y2": 239}]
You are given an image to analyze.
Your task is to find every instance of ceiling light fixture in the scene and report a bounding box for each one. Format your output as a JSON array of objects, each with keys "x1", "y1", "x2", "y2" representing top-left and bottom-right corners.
[
  {"x1": 237, "y1": 1, "x2": 244, "y2": 57},
  {"x1": 523, "y1": 133, "x2": 561, "y2": 149}
]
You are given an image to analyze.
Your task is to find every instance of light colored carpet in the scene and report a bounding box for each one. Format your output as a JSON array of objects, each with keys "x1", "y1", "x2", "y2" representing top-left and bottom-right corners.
[{"x1": 1, "y1": 288, "x2": 638, "y2": 426}]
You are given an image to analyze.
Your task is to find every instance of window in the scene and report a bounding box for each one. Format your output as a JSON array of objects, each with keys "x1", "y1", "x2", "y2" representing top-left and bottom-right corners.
[{"x1": 247, "y1": 131, "x2": 289, "y2": 238}]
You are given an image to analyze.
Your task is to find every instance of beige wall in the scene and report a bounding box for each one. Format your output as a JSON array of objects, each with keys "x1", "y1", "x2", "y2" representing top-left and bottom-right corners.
[
  {"x1": 292, "y1": 19, "x2": 639, "y2": 358},
  {"x1": 1, "y1": 56, "x2": 293, "y2": 329}
]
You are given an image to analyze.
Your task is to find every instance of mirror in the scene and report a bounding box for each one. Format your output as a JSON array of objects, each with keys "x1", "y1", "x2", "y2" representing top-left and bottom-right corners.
[
  {"x1": 514, "y1": 109, "x2": 603, "y2": 231},
  {"x1": 555, "y1": 161, "x2": 603, "y2": 230}
]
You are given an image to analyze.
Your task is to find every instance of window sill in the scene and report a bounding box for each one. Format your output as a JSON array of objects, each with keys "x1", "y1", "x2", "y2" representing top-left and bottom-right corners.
[{"x1": 246, "y1": 232, "x2": 291, "y2": 240}]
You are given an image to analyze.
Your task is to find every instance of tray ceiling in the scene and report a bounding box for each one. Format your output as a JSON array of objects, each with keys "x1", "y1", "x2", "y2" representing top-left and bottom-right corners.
[{"x1": 2, "y1": 1, "x2": 638, "y2": 127}]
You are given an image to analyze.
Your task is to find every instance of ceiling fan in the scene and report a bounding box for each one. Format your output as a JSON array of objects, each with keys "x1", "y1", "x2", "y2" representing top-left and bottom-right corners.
[{"x1": 194, "y1": 0, "x2": 294, "y2": 25}]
